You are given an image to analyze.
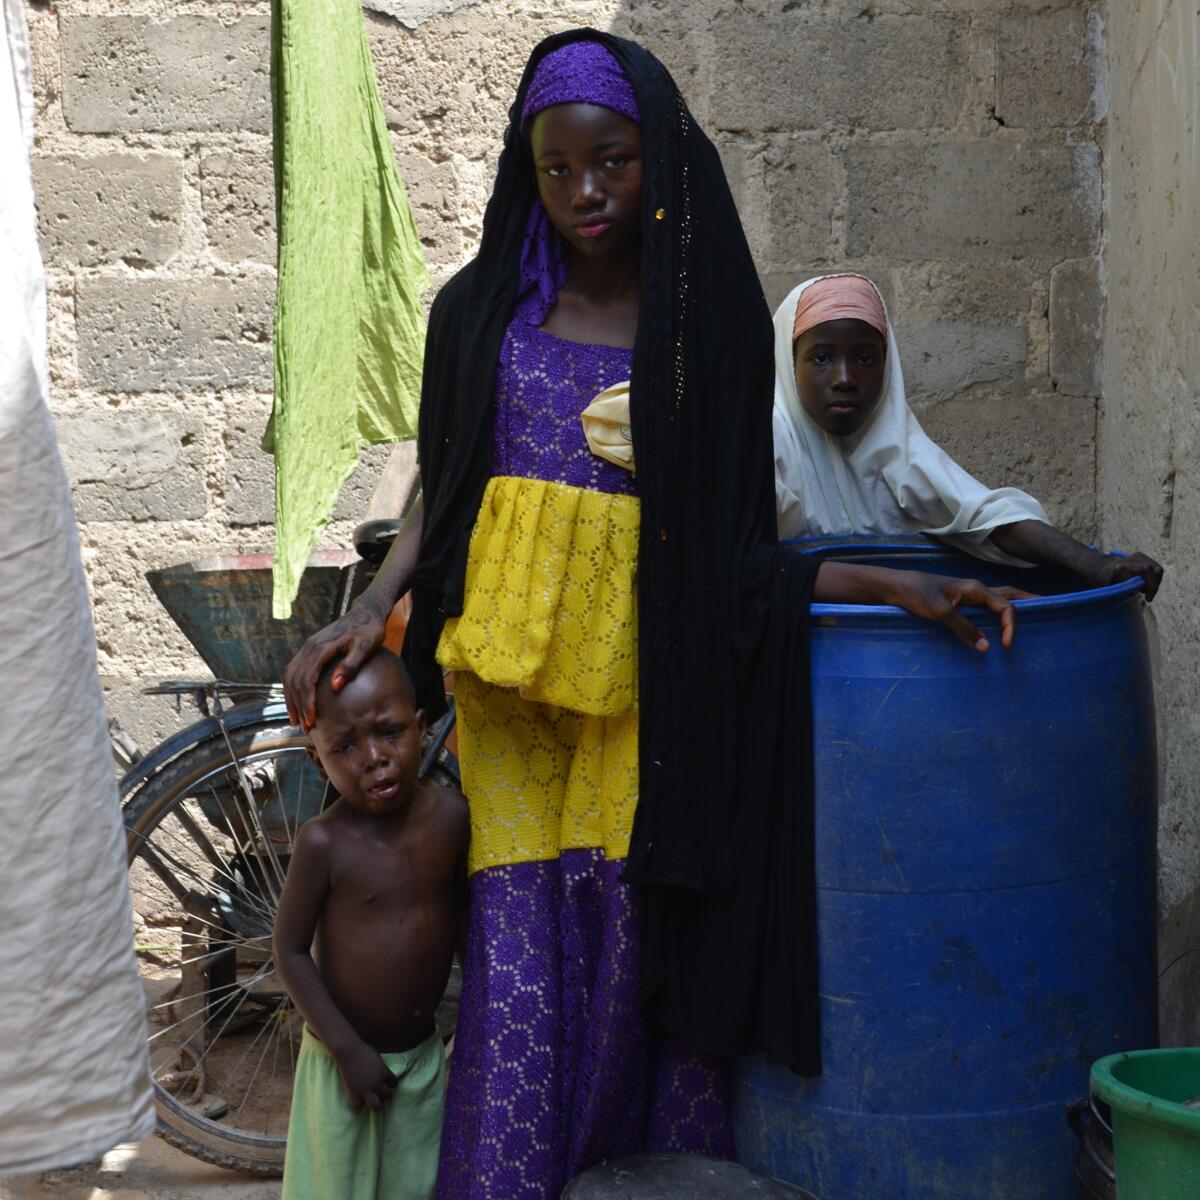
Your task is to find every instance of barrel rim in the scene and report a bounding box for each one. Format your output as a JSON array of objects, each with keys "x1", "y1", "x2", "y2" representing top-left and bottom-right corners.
[
  {"x1": 1091, "y1": 1050, "x2": 1200, "y2": 1135},
  {"x1": 791, "y1": 539, "x2": 1147, "y2": 620}
]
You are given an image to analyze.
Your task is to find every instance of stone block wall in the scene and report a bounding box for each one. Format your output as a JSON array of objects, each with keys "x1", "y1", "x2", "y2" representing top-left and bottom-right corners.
[
  {"x1": 28, "y1": 0, "x2": 1105, "y2": 745},
  {"x1": 685, "y1": 0, "x2": 1106, "y2": 535},
  {"x1": 28, "y1": 0, "x2": 395, "y2": 746}
]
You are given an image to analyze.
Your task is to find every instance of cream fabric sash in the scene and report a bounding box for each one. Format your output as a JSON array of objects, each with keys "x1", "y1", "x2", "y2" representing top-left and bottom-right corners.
[{"x1": 581, "y1": 380, "x2": 635, "y2": 473}]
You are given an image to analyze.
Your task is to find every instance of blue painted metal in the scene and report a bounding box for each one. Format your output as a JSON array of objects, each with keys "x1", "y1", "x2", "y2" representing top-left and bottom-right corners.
[
  {"x1": 145, "y1": 551, "x2": 357, "y2": 683},
  {"x1": 734, "y1": 538, "x2": 1158, "y2": 1200}
]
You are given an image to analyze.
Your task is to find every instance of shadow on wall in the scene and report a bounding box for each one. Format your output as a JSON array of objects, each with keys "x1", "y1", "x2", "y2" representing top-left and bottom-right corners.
[{"x1": 1160, "y1": 879, "x2": 1200, "y2": 1047}]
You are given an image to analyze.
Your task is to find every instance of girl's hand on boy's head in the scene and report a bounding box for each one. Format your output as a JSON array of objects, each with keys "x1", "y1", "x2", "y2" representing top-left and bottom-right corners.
[
  {"x1": 283, "y1": 603, "x2": 388, "y2": 732},
  {"x1": 334, "y1": 1038, "x2": 399, "y2": 1112}
]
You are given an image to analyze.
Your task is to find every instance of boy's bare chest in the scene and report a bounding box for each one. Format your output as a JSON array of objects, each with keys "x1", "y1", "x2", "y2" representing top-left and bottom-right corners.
[{"x1": 325, "y1": 832, "x2": 450, "y2": 916}]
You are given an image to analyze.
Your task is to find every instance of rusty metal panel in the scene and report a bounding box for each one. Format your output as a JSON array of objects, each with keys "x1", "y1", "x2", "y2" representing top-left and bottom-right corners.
[{"x1": 146, "y1": 552, "x2": 357, "y2": 682}]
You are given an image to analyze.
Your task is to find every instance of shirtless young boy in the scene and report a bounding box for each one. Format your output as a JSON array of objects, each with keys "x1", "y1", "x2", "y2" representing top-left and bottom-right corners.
[{"x1": 273, "y1": 648, "x2": 469, "y2": 1200}]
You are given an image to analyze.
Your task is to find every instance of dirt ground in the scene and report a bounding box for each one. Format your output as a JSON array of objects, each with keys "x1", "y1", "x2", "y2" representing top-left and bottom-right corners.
[{"x1": 0, "y1": 1139, "x2": 280, "y2": 1200}]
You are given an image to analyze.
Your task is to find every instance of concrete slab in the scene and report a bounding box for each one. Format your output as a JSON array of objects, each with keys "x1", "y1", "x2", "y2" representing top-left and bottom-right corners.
[
  {"x1": 1, "y1": 1138, "x2": 280, "y2": 1200},
  {"x1": 563, "y1": 1154, "x2": 813, "y2": 1199}
]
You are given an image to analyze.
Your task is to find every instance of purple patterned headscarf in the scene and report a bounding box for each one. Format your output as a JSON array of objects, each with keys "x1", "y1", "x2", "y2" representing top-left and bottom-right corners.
[
  {"x1": 520, "y1": 40, "x2": 640, "y2": 135},
  {"x1": 517, "y1": 40, "x2": 641, "y2": 324}
]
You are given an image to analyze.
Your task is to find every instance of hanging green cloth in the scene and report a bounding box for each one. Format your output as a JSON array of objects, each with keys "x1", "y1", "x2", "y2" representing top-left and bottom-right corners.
[{"x1": 269, "y1": 0, "x2": 428, "y2": 618}]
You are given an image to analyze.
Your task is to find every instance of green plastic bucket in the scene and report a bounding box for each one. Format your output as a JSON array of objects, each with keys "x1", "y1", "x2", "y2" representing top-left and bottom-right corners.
[{"x1": 1091, "y1": 1049, "x2": 1200, "y2": 1199}]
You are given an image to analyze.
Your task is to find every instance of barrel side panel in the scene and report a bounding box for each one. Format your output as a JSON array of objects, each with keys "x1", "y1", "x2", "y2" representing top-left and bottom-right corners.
[{"x1": 735, "y1": 597, "x2": 1158, "y2": 1200}]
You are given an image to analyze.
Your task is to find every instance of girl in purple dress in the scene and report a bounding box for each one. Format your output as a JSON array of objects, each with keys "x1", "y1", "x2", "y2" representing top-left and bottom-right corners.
[{"x1": 286, "y1": 31, "x2": 1023, "y2": 1199}]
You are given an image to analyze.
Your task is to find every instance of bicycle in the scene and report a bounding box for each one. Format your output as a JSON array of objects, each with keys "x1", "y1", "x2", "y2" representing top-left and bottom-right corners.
[{"x1": 118, "y1": 521, "x2": 458, "y2": 1175}]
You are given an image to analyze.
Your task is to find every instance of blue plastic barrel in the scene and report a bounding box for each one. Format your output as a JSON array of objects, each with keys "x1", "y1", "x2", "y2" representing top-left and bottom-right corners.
[{"x1": 733, "y1": 538, "x2": 1158, "y2": 1200}]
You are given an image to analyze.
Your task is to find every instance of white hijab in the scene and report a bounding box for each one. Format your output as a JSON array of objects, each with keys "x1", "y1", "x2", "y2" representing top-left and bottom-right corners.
[{"x1": 772, "y1": 275, "x2": 1047, "y2": 563}]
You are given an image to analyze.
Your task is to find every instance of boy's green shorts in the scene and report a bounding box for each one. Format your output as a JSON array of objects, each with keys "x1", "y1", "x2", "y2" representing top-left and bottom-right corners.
[{"x1": 282, "y1": 1027, "x2": 446, "y2": 1200}]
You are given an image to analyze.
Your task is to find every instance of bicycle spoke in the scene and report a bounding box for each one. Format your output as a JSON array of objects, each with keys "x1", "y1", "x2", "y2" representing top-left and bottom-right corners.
[
  {"x1": 230, "y1": 1005, "x2": 283, "y2": 1126},
  {"x1": 171, "y1": 803, "x2": 232, "y2": 878},
  {"x1": 212, "y1": 974, "x2": 286, "y2": 1113},
  {"x1": 131, "y1": 839, "x2": 192, "y2": 905},
  {"x1": 165, "y1": 806, "x2": 277, "y2": 922},
  {"x1": 151, "y1": 923, "x2": 264, "y2": 970},
  {"x1": 159, "y1": 961, "x2": 273, "y2": 1092},
  {"x1": 129, "y1": 832, "x2": 267, "y2": 931},
  {"x1": 199, "y1": 779, "x2": 256, "y2": 854},
  {"x1": 148, "y1": 974, "x2": 247, "y2": 1046},
  {"x1": 171, "y1": 942, "x2": 243, "y2": 970},
  {"x1": 203, "y1": 778, "x2": 273, "y2": 897},
  {"x1": 146, "y1": 977, "x2": 237, "y2": 1016},
  {"x1": 132, "y1": 819, "x2": 278, "y2": 934},
  {"x1": 164, "y1": 792, "x2": 282, "y2": 906},
  {"x1": 278, "y1": 757, "x2": 299, "y2": 853},
  {"x1": 218, "y1": 723, "x2": 287, "y2": 899},
  {"x1": 266, "y1": 1007, "x2": 284, "y2": 1134},
  {"x1": 135, "y1": 909, "x2": 249, "y2": 953},
  {"x1": 124, "y1": 721, "x2": 319, "y2": 1162},
  {"x1": 142, "y1": 819, "x2": 276, "y2": 930}
]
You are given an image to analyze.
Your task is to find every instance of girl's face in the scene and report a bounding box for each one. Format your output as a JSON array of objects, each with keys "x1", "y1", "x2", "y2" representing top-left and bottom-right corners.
[
  {"x1": 792, "y1": 318, "x2": 887, "y2": 437},
  {"x1": 530, "y1": 103, "x2": 643, "y2": 260}
]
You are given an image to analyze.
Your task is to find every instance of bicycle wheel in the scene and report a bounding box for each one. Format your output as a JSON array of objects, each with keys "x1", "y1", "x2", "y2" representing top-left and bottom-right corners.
[
  {"x1": 122, "y1": 704, "x2": 310, "y2": 1174},
  {"x1": 121, "y1": 700, "x2": 463, "y2": 1175}
]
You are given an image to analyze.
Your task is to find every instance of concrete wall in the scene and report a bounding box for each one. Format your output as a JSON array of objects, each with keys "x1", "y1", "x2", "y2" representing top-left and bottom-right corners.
[
  {"x1": 1100, "y1": 0, "x2": 1200, "y2": 1042},
  {"x1": 27, "y1": 0, "x2": 1106, "y2": 746},
  {"x1": 691, "y1": 0, "x2": 1105, "y2": 539}
]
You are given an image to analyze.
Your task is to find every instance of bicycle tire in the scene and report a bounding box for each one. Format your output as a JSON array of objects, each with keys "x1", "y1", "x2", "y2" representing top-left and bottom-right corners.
[{"x1": 122, "y1": 705, "x2": 304, "y2": 1175}]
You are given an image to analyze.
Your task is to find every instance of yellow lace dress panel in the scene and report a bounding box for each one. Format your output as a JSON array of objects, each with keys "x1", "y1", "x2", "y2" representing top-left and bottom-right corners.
[
  {"x1": 437, "y1": 475, "x2": 640, "y2": 717},
  {"x1": 454, "y1": 672, "x2": 638, "y2": 874},
  {"x1": 436, "y1": 474, "x2": 641, "y2": 873}
]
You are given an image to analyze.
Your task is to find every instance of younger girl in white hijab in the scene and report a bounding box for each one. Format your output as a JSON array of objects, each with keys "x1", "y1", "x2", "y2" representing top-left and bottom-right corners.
[{"x1": 773, "y1": 274, "x2": 1163, "y2": 596}]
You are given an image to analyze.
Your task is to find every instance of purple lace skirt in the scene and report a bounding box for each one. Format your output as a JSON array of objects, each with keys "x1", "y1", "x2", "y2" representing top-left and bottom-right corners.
[{"x1": 435, "y1": 850, "x2": 733, "y2": 1199}]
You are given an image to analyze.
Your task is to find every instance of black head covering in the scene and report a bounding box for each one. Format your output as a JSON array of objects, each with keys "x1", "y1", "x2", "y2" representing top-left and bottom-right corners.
[{"x1": 404, "y1": 29, "x2": 822, "y2": 1074}]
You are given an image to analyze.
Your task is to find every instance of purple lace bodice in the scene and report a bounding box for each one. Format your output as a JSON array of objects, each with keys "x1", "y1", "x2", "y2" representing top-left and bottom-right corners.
[{"x1": 492, "y1": 293, "x2": 637, "y2": 498}]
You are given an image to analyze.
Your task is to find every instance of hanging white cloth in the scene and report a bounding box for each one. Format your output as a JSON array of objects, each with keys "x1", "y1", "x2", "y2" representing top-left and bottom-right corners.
[
  {"x1": 772, "y1": 275, "x2": 1047, "y2": 563},
  {"x1": 0, "y1": 0, "x2": 154, "y2": 1174}
]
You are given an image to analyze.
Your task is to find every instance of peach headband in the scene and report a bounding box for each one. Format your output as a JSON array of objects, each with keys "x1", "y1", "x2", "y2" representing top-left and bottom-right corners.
[{"x1": 792, "y1": 275, "x2": 888, "y2": 342}]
